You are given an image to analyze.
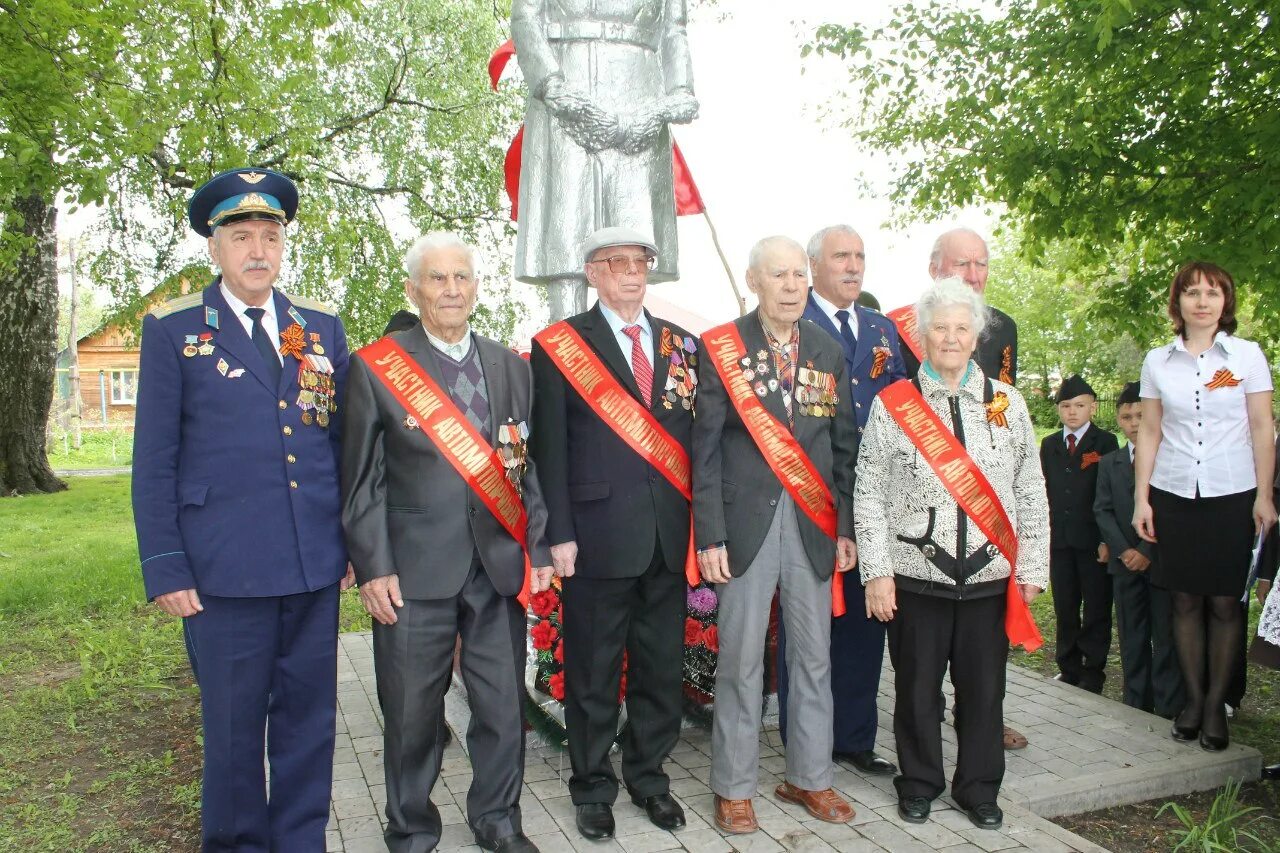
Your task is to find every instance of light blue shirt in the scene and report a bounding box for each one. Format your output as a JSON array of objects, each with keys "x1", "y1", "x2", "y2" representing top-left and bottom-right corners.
[
  {"x1": 597, "y1": 301, "x2": 653, "y2": 377},
  {"x1": 1062, "y1": 422, "x2": 1092, "y2": 448}
]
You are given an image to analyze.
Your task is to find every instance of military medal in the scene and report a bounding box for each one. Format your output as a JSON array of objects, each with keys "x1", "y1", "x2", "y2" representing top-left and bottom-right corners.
[
  {"x1": 497, "y1": 419, "x2": 530, "y2": 495},
  {"x1": 217, "y1": 358, "x2": 229, "y2": 376},
  {"x1": 183, "y1": 335, "x2": 198, "y2": 358},
  {"x1": 404, "y1": 415, "x2": 419, "y2": 430},
  {"x1": 301, "y1": 411, "x2": 314, "y2": 425}
]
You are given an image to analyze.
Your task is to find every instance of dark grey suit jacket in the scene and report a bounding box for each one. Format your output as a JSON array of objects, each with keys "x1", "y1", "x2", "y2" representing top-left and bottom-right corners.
[
  {"x1": 692, "y1": 311, "x2": 857, "y2": 578},
  {"x1": 1093, "y1": 445, "x2": 1154, "y2": 577},
  {"x1": 341, "y1": 325, "x2": 551, "y2": 600}
]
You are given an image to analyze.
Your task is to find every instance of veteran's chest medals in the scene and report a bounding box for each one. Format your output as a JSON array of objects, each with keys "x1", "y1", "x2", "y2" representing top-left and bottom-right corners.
[
  {"x1": 497, "y1": 418, "x2": 530, "y2": 495},
  {"x1": 796, "y1": 361, "x2": 838, "y2": 418},
  {"x1": 659, "y1": 328, "x2": 698, "y2": 410},
  {"x1": 284, "y1": 308, "x2": 338, "y2": 428}
]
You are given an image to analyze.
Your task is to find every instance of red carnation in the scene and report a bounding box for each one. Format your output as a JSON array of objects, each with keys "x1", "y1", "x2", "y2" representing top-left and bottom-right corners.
[
  {"x1": 554, "y1": 640, "x2": 564, "y2": 663},
  {"x1": 549, "y1": 671, "x2": 565, "y2": 701},
  {"x1": 684, "y1": 617, "x2": 702, "y2": 645},
  {"x1": 530, "y1": 589, "x2": 558, "y2": 619},
  {"x1": 618, "y1": 674, "x2": 627, "y2": 703},
  {"x1": 531, "y1": 620, "x2": 556, "y2": 651},
  {"x1": 701, "y1": 625, "x2": 719, "y2": 653}
]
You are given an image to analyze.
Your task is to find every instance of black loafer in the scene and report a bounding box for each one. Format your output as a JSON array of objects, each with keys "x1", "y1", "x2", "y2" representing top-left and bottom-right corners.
[
  {"x1": 575, "y1": 803, "x2": 615, "y2": 840},
  {"x1": 897, "y1": 796, "x2": 931, "y2": 824},
  {"x1": 1200, "y1": 731, "x2": 1229, "y2": 752},
  {"x1": 965, "y1": 802, "x2": 1003, "y2": 829},
  {"x1": 478, "y1": 833, "x2": 539, "y2": 853},
  {"x1": 1262, "y1": 763, "x2": 1280, "y2": 780},
  {"x1": 838, "y1": 749, "x2": 898, "y2": 776},
  {"x1": 1171, "y1": 722, "x2": 1199, "y2": 742},
  {"x1": 631, "y1": 793, "x2": 686, "y2": 831}
]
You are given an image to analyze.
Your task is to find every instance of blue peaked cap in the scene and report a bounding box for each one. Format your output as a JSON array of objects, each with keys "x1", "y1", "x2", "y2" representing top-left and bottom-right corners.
[{"x1": 188, "y1": 168, "x2": 299, "y2": 237}]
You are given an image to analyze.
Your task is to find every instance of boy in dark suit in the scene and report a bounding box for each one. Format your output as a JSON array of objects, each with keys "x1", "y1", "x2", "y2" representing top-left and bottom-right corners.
[
  {"x1": 1093, "y1": 382, "x2": 1184, "y2": 716},
  {"x1": 1040, "y1": 375, "x2": 1119, "y2": 693}
]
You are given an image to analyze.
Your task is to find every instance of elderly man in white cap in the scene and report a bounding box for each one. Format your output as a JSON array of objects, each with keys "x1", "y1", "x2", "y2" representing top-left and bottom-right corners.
[{"x1": 530, "y1": 226, "x2": 699, "y2": 841}]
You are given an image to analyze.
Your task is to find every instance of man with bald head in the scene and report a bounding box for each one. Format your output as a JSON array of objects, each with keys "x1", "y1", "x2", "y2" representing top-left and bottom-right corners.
[
  {"x1": 901, "y1": 228, "x2": 1017, "y2": 385},
  {"x1": 693, "y1": 236, "x2": 858, "y2": 834},
  {"x1": 774, "y1": 225, "x2": 902, "y2": 777}
]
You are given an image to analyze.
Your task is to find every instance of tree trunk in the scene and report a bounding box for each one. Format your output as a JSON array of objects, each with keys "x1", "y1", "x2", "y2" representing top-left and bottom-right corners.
[{"x1": 0, "y1": 192, "x2": 67, "y2": 495}]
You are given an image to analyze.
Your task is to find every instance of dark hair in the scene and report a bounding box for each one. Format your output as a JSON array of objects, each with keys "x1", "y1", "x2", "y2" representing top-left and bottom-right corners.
[{"x1": 1168, "y1": 261, "x2": 1237, "y2": 337}]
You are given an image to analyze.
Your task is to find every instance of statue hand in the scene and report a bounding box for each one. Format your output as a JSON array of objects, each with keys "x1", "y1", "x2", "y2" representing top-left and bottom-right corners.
[
  {"x1": 662, "y1": 89, "x2": 699, "y2": 124},
  {"x1": 618, "y1": 109, "x2": 665, "y2": 155}
]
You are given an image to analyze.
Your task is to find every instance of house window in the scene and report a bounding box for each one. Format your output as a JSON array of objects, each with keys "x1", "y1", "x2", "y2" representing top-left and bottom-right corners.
[{"x1": 110, "y1": 370, "x2": 139, "y2": 405}]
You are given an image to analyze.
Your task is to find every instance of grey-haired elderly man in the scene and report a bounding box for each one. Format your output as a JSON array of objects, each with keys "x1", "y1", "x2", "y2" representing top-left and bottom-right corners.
[
  {"x1": 342, "y1": 232, "x2": 554, "y2": 853},
  {"x1": 530, "y1": 226, "x2": 698, "y2": 841}
]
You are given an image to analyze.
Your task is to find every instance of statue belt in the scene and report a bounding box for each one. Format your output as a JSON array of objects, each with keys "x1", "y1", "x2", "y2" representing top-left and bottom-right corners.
[{"x1": 545, "y1": 20, "x2": 659, "y2": 51}]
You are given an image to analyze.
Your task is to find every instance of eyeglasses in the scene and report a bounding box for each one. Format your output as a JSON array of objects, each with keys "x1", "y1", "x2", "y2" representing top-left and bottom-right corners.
[{"x1": 588, "y1": 254, "x2": 657, "y2": 274}]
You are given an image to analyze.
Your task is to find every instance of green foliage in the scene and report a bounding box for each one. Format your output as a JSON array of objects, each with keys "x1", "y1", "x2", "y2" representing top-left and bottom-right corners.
[
  {"x1": 813, "y1": 1, "x2": 1280, "y2": 347},
  {"x1": 1158, "y1": 778, "x2": 1269, "y2": 852}
]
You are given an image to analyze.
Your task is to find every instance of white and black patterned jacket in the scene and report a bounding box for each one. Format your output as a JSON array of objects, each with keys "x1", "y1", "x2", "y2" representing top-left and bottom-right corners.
[{"x1": 854, "y1": 364, "x2": 1049, "y2": 598}]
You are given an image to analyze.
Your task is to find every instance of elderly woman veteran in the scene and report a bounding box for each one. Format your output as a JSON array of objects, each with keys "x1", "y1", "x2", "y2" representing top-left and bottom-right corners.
[
  {"x1": 1133, "y1": 261, "x2": 1275, "y2": 753},
  {"x1": 854, "y1": 278, "x2": 1049, "y2": 831}
]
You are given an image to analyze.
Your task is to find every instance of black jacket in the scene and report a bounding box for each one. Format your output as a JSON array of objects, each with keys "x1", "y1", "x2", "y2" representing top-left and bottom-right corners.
[
  {"x1": 1093, "y1": 445, "x2": 1156, "y2": 576},
  {"x1": 905, "y1": 305, "x2": 1018, "y2": 385},
  {"x1": 1040, "y1": 423, "x2": 1119, "y2": 551}
]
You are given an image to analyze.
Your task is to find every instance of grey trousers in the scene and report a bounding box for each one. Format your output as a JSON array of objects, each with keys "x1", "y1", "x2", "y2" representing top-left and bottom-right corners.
[{"x1": 711, "y1": 494, "x2": 835, "y2": 798}]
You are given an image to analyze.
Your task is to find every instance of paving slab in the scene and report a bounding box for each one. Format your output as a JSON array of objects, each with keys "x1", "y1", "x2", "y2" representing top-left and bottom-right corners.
[{"x1": 332, "y1": 632, "x2": 1260, "y2": 851}]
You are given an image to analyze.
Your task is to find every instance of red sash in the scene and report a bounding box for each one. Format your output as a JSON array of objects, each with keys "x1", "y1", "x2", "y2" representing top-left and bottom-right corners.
[
  {"x1": 356, "y1": 337, "x2": 532, "y2": 607},
  {"x1": 703, "y1": 322, "x2": 848, "y2": 617},
  {"x1": 532, "y1": 322, "x2": 699, "y2": 586},
  {"x1": 886, "y1": 305, "x2": 923, "y2": 364},
  {"x1": 878, "y1": 379, "x2": 1042, "y2": 651}
]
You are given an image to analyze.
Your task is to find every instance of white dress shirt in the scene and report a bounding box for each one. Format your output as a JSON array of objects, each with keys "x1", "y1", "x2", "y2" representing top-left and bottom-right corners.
[
  {"x1": 221, "y1": 283, "x2": 282, "y2": 363},
  {"x1": 1140, "y1": 332, "x2": 1272, "y2": 498},
  {"x1": 1062, "y1": 422, "x2": 1092, "y2": 450},
  {"x1": 425, "y1": 324, "x2": 473, "y2": 362},
  {"x1": 810, "y1": 289, "x2": 857, "y2": 340},
  {"x1": 597, "y1": 301, "x2": 653, "y2": 375}
]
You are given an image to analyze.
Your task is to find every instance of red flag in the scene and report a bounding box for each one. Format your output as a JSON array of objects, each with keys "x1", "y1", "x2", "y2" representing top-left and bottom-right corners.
[
  {"x1": 672, "y1": 141, "x2": 705, "y2": 215},
  {"x1": 505, "y1": 124, "x2": 524, "y2": 221},
  {"x1": 489, "y1": 39, "x2": 515, "y2": 91}
]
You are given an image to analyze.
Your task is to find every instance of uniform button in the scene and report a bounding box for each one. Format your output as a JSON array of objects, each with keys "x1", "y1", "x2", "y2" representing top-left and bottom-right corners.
[
  {"x1": 852, "y1": 378, "x2": 859, "y2": 386},
  {"x1": 278, "y1": 400, "x2": 287, "y2": 410},
  {"x1": 290, "y1": 480, "x2": 298, "y2": 489},
  {"x1": 283, "y1": 425, "x2": 293, "y2": 435},
  {"x1": 649, "y1": 475, "x2": 657, "y2": 483},
  {"x1": 855, "y1": 402, "x2": 862, "y2": 408},
  {"x1": 469, "y1": 507, "x2": 477, "y2": 517},
  {"x1": 287, "y1": 454, "x2": 297, "y2": 464},
  {"x1": 769, "y1": 499, "x2": 778, "y2": 506}
]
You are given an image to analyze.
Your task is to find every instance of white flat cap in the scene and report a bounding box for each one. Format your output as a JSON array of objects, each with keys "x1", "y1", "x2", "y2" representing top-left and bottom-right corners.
[{"x1": 581, "y1": 226, "x2": 658, "y2": 265}]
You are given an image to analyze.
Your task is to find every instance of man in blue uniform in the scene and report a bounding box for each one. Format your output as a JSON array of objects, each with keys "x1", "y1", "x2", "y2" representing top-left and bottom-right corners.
[
  {"x1": 132, "y1": 167, "x2": 354, "y2": 851},
  {"x1": 777, "y1": 224, "x2": 904, "y2": 776}
]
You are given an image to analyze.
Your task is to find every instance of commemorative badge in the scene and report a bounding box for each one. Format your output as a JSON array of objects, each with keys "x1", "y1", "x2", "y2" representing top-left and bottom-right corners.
[
  {"x1": 985, "y1": 391, "x2": 1010, "y2": 427},
  {"x1": 216, "y1": 357, "x2": 229, "y2": 376},
  {"x1": 403, "y1": 415, "x2": 419, "y2": 430},
  {"x1": 1205, "y1": 368, "x2": 1242, "y2": 390},
  {"x1": 182, "y1": 334, "x2": 199, "y2": 358}
]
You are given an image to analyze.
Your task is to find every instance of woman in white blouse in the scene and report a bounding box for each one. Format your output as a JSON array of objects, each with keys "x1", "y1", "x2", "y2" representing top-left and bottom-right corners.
[{"x1": 1133, "y1": 261, "x2": 1276, "y2": 752}]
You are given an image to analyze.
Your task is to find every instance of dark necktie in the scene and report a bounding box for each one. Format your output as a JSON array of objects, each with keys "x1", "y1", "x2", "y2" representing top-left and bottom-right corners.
[
  {"x1": 622, "y1": 325, "x2": 653, "y2": 407},
  {"x1": 1067, "y1": 433, "x2": 1077, "y2": 455},
  {"x1": 244, "y1": 307, "x2": 282, "y2": 386},
  {"x1": 834, "y1": 309, "x2": 857, "y2": 362}
]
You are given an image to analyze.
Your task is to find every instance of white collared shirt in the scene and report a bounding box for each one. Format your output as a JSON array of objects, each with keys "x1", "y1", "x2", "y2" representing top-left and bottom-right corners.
[
  {"x1": 810, "y1": 289, "x2": 857, "y2": 340},
  {"x1": 221, "y1": 282, "x2": 281, "y2": 362},
  {"x1": 597, "y1": 301, "x2": 653, "y2": 375},
  {"x1": 425, "y1": 324, "x2": 473, "y2": 362},
  {"x1": 1062, "y1": 422, "x2": 1092, "y2": 449},
  {"x1": 1140, "y1": 332, "x2": 1272, "y2": 498}
]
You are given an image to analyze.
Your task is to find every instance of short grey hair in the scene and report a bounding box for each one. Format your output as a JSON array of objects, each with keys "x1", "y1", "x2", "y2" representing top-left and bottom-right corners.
[
  {"x1": 806, "y1": 224, "x2": 860, "y2": 261},
  {"x1": 929, "y1": 226, "x2": 986, "y2": 267},
  {"x1": 403, "y1": 232, "x2": 479, "y2": 281},
  {"x1": 916, "y1": 276, "x2": 989, "y2": 339},
  {"x1": 748, "y1": 235, "x2": 806, "y2": 271}
]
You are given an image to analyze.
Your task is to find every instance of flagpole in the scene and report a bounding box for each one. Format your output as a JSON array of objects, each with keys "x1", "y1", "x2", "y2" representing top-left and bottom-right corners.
[{"x1": 702, "y1": 210, "x2": 746, "y2": 317}]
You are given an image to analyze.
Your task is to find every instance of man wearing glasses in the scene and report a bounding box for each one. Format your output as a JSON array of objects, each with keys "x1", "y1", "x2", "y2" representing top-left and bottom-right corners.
[{"x1": 530, "y1": 227, "x2": 697, "y2": 841}]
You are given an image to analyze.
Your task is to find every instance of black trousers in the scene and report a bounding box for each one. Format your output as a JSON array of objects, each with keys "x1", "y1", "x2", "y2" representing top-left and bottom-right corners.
[
  {"x1": 1050, "y1": 546, "x2": 1113, "y2": 692},
  {"x1": 372, "y1": 559, "x2": 527, "y2": 852},
  {"x1": 1113, "y1": 569, "x2": 1184, "y2": 717},
  {"x1": 561, "y1": 542, "x2": 685, "y2": 805},
  {"x1": 888, "y1": 589, "x2": 1007, "y2": 809}
]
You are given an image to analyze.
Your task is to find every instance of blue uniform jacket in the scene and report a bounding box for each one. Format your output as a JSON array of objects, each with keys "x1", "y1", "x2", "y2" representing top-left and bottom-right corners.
[
  {"x1": 132, "y1": 280, "x2": 349, "y2": 600},
  {"x1": 802, "y1": 291, "x2": 906, "y2": 433}
]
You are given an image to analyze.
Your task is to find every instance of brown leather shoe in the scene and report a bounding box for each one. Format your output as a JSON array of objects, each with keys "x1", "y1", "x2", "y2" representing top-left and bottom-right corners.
[
  {"x1": 713, "y1": 795, "x2": 758, "y2": 834},
  {"x1": 1002, "y1": 725, "x2": 1028, "y2": 750},
  {"x1": 774, "y1": 782, "x2": 855, "y2": 823}
]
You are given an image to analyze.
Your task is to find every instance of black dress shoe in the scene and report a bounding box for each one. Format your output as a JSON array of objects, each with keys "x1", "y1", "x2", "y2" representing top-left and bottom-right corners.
[
  {"x1": 1262, "y1": 763, "x2": 1280, "y2": 780},
  {"x1": 1199, "y1": 731, "x2": 1229, "y2": 752},
  {"x1": 838, "y1": 749, "x2": 898, "y2": 775},
  {"x1": 897, "y1": 796, "x2": 931, "y2": 824},
  {"x1": 965, "y1": 802, "x2": 1003, "y2": 829},
  {"x1": 631, "y1": 793, "x2": 686, "y2": 831},
  {"x1": 1170, "y1": 722, "x2": 1199, "y2": 742},
  {"x1": 478, "y1": 833, "x2": 539, "y2": 853},
  {"x1": 575, "y1": 803, "x2": 615, "y2": 840}
]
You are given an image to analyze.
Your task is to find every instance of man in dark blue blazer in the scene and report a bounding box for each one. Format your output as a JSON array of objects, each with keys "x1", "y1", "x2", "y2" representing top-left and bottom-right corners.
[
  {"x1": 132, "y1": 168, "x2": 354, "y2": 851},
  {"x1": 777, "y1": 225, "x2": 904, "y2": 777}
]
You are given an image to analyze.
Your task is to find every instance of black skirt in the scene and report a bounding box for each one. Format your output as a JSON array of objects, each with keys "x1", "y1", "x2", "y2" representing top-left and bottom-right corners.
[{"x1": 1149, "y1": 486, "x2": 1256, "y2": 597}]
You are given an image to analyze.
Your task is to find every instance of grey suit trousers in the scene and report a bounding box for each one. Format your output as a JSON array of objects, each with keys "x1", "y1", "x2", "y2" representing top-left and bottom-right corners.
[
  {"x1": 373, "y1": 558, "x2": 526, "y2": 852},
  {"x1": 711, "y1": 494, "x2": 835, "y2": 798}
]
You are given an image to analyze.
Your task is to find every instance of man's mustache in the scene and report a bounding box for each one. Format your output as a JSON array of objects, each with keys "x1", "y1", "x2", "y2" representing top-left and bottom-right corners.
[{"x1": 242, "y1": 260, "x2": 273, "y2": 273}]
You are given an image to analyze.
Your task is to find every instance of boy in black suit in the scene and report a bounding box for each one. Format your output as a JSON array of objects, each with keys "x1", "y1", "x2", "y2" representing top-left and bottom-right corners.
[
  {"x1": 1093, "y1": 382, "x2": 1184, "y2": 716},
  {"x1": 1040, "y1": 375, "x2": 1119, "y2": 693}
]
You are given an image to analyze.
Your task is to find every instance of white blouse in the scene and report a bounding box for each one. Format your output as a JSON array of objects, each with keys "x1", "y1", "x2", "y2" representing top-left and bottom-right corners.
[{"x1": 1139, "y1": 332, "x2": 1272, "y2": 499}]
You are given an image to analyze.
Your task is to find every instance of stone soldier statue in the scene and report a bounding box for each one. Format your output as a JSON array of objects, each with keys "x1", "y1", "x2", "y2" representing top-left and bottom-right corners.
[{"x1": 511, "y1": 0, "x2": 698, "y2": 319}]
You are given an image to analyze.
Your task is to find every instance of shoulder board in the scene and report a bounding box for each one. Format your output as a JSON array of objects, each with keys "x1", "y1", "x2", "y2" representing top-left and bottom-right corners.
[
  {"x1": 148, "y1": 292, "x2": 204, "y2": 320},
  {"x1": 283, "y1": 292, "x2": 337, "y2": 316}
]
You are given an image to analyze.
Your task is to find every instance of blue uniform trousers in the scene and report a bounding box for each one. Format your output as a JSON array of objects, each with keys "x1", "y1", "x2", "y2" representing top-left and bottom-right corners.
[
  {"x1": 777, "y1": 574, "x2": 886, "y2": 753},
  {"x1": 183, "y1": 584, "x2": 339, "y2": 852}
]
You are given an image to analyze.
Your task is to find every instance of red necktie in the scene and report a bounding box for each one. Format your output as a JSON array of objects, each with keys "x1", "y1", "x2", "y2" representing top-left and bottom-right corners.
[
  {"x1": 623, "y1": 325, "x2": 653, "y2": 408},
  {"x1": 1067, "y1": 433, "x2": 1077, "y2": 455}
]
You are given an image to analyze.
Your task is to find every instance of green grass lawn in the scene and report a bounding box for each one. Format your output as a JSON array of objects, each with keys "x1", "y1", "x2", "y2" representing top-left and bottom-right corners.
[{"x1": 45, "y1": 429, "x2": 134, "y2": 470}]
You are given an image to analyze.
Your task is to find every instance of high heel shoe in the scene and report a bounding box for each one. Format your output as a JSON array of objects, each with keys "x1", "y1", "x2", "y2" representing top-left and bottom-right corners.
[
  {"x1": 1171, "y1": 722, "x2": 1199, "y2": 742},
  {"x1": 1199, "y1": 731, "x2": 1229, "y2": 752}
]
